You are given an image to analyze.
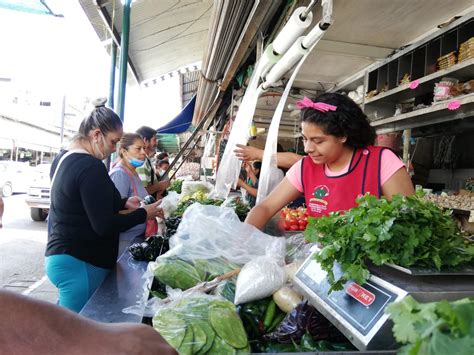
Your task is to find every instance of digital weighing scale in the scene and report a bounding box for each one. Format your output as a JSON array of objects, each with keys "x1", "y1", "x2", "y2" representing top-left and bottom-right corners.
[{"x1": 292, "y1": 249, "x2": 474, "y2": 351}]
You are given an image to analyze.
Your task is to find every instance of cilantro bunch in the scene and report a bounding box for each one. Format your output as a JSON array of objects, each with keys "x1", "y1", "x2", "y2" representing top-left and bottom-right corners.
[
  {"x1": 386, "y1": 296, "x2": 474, "y2": 355},
  {"x1": 304, "y1": 193, "x2": 474, "y2": 291}
]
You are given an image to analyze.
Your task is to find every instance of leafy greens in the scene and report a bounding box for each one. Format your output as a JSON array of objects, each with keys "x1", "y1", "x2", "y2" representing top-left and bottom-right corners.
[{"x1": 304, "y1": 193, "x2": 474, "y2": 291}]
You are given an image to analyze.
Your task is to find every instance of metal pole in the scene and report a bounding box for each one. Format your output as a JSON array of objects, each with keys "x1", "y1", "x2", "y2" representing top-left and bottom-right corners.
[
  {"x1": 108, "y1": 43, "x2": 117, "y2": 109},
  {"x1": 403, "y1": 129, "x2": 411, "y2": 167},
  {"x1": 117, "y1": 0, "x2": 132, "y2": 122},
  {"x1": 106, "y1": 43, "x2": 118, "y2": 170},
  {"x1": 59, "y1": 95, "x2": 66, "y2": 145},
  {"x1": 300, "y1": 0, "x2": 318, "y2": 20}
]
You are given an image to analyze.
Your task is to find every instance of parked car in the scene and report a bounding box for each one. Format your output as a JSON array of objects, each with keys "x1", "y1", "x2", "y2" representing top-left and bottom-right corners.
[
  {"x1": 25, "y1": 163, "x2": 51, "y2": 221},
  {"x1": 0, "y1": 161, "x2": 31, "y2": 197}
]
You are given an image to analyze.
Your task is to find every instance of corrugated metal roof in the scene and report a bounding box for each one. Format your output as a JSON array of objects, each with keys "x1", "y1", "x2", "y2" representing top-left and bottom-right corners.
[{"x1": 78, "y1": 0, "x2": 213, "y2": 85}]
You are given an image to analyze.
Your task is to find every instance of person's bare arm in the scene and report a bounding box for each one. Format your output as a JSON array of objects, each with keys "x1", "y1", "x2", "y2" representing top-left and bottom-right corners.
[
  {"x1": 237, "y1": 178, "x2": 258, "y2": 197},
  {"x1": 0, "y1": 290, "x2": 177, "y2": 355},
  {"x1": 234, "y1": 144, "x2": 303, "y2": 169},
  {"x1": 145, "y1": 180, "x2": 170, "y2": 195},
  {"x1": 381, "y1": 167, "x2": 415, "y2": 200},
  {"x1": 245, "y1": 178, "x2": 301, "y2": 230}
]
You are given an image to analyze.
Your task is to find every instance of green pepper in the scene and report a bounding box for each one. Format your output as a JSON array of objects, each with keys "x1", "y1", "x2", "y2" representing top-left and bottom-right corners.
[
  {"x1": 263, "y1": 300, "x2": 277, "y2": 330},
  {"x1": 264, "y1": 342, "x2": 297, "y2": 353},
  {"x1": 267, "y1": 312, "x2": 286, "y2": 332},
  {"x1": 300, "y1": 334, "x2": 318, "y2": 351}
]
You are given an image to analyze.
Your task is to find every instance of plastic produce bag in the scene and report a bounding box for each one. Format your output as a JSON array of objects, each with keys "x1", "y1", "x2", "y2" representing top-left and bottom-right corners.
[
  {"x1": 168, "y1": 204, "x2": 286, "y2": 265},
  {"x1": 151, "y1": 290, "x2": 251, "y2": 354},
  {"x1": 234, "y1": 255, "x2": 287, "y2": 304},
  {"x1": 152, "y1": 204, "x2": 286, "y2": 293},
  {"x1": 180, "y1": 180, "x2": 213, "y2": 198},
  {"x1": 160, "y1": 190, "x2": 180, "y2": 219}
]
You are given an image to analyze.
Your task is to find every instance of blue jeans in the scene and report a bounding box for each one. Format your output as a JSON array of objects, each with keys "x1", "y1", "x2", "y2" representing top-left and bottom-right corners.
[{"x1": 45, "y1": 254, "x2": 110, "y2": 313}]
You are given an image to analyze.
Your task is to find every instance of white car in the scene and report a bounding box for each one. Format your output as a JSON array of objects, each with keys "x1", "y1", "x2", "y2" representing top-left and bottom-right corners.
[
  {"x1": 0, "y1": 161, "x2": 31, "y2": 197},
  {"x1": 25, "y1": 164, "x2": 51, "y2": 221}
]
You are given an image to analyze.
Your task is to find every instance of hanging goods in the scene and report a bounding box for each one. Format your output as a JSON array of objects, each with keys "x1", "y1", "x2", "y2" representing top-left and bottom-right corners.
[
  {"x1": 257, "y1": 0, "x2": 333, "y2": 203},
  {"x1": 213, "y1": 7, "x2": 316, "y2": 199}
]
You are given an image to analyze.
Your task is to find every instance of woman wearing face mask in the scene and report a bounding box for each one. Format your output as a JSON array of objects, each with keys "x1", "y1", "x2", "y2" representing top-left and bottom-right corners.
[
  {"x1": 45, "y1": 98, "x2": 163, "y2": 313},
  {"x1": 109, "y1": 133, "x2": 153, "y2": 254}
]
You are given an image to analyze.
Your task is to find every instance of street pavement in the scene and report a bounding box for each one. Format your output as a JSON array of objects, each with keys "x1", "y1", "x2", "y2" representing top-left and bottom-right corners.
[{"x1": 0, "y1": 194, "x2": 58, "y2": 303}]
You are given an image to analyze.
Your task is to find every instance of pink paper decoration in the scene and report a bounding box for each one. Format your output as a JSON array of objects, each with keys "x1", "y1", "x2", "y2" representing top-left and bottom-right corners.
[
  {"x1": 409, "y1": 80, "x2": 420, "y2": 90},
  {"x1": 447, "y1": 100, "x2": 461, "y2": 111}
]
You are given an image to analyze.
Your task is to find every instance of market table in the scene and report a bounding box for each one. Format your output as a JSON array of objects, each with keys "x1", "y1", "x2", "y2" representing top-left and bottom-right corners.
[{"x1": 79, "y1": 236, "x2": 151, "y2": 323}]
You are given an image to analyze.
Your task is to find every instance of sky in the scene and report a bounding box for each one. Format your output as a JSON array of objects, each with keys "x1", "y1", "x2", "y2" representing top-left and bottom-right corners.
[{"x1": 0, "y1": 0, "x2": 182, "y2": 132}]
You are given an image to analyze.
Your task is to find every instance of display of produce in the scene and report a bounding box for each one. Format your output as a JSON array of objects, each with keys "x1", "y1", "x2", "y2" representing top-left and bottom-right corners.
[
  {"x1": 221, "y1": 196, "x2": 250, "y2": 222},
  {"x1": 386, "y1": 296, "x2": 474, "y2": 355},
  {"x1": 171, "y1": 191, "x2": 224, "y2": 218},
  {"x1": 262, "y1": 301, "x2": 348, "y2": 346},
  {"x1": 153, "y1": 257, "x2": 239, "y2": 291},
  {"x1": 305, "y1": 193, "x2": 474, "y2": 291},
  {"x1": 165, "y1": 216, "x2": 182, "y2": 238},
  {"x1": 423, "y1": 192, "x2": 474, "y2": 211},
  {"x1": 168, "y1": 179, "x2": 183, "y2": 194},
  {"x1": 279, "y1": 207, "x2": 308, "y2": 231},
  {"x1": 128, "y1": 235, "x2": 169, "y2": 262},
  {"x1": 152, "y1": 295, "x2": 251, "y2": 354}
]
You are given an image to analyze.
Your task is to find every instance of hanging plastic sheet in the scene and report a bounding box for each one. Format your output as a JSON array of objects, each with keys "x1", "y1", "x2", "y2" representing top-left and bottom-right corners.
[
  {"x1": 213, "y1": 56, "x2": 271, "y2": 198},
  {"x1": 256, "y1": 35, "x2": 324, "y2": 204}
]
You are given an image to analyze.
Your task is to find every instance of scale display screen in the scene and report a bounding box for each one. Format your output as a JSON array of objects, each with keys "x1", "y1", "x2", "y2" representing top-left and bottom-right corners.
[{"x1": 296, "y1": 258, "x2": 398, "y2": 336}]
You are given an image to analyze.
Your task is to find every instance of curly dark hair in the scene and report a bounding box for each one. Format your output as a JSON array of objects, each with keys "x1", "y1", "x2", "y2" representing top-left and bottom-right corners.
[{"x1": 300, "y1": 93, "x2": 376, "y2": 149}]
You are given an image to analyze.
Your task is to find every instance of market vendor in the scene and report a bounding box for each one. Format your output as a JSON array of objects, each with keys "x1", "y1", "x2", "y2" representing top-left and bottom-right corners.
[
  {"x1": 245, "y1": 93, "x2": 415, "y2": 230},
  {"x1": 136, "y1": 126, "x2": 170, "y2": 198}
]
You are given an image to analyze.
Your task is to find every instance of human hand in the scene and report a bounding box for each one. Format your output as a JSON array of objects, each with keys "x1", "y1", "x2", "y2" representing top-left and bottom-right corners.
[
  {"x1": 125, "y1": 196, "x2": 142, "y2": 210},
  {"x1": 142, "y1": 200, "x2": 164, "y2": 220},
  {"x1": 234, "y1": 144, "x2": 263, "y2": 162}
]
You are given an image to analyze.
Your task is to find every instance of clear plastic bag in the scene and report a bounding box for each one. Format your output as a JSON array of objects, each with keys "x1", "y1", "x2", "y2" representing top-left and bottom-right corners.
[
  {"x1": 168, "y1": 204, "x2": 286, "y2": 265},
  {"x1": 180, "y1": 180, "x2": 213, "y2": 198},
  {"x1": 160, "y1": 190, "x2": 180, "y2": 219},
  {"x1": 234, "y1": 255, "x2": 287, "y2": 304},
  {"x1": 150, "y1": 290, "x2": 251, "y2": 354},
  {"x1": 150, "y1": 204, "x2": 286, "y2": 296}
]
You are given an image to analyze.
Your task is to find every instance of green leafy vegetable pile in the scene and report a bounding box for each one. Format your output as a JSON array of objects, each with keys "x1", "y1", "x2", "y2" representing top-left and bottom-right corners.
[
  {"x1": 386, "y1": 296, "x2": 474, "y2": 355},
  {"x1": 171, "y1": 192, "x2": 223, "y2": 218},
  {"x1": 153, "y1": 257, "x2": 239, "y2": 291},
  {"x1": 168, "y1": 179, "x2": 183, "y2": 194},
  {"x1": 304, "y1": 193, "x2": 474, "y2": 291}
]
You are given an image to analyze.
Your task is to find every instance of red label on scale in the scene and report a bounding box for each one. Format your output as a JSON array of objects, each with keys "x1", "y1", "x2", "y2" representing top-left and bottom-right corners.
[{"x1": 346, "y1": 282, "x2": 376, "y2": 306}]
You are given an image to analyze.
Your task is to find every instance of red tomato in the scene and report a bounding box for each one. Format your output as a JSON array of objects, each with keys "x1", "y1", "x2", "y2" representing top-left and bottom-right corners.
[
  {"x1": 288, "y1": 218, "x2": 299, "y2": 227},
  {"x1": 298, "y1": 221, "x2": 308, "y2": 230},
  {"x1": 289, "y1": 225, "x2": 299, "y2": 231}
]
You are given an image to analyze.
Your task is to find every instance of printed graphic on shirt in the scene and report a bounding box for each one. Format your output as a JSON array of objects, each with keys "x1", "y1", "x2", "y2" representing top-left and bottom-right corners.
[{"x1": 308, "y1": 185, "x2": 330, "y2": 214}]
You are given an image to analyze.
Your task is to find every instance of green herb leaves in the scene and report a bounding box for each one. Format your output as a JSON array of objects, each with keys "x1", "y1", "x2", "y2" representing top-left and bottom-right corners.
[
  {"x1": 304, "y1": 193, "x2": 474, "y2": 292},
  {"x1": 386, "y1": 296, "x2": 474, "y2": 355}
]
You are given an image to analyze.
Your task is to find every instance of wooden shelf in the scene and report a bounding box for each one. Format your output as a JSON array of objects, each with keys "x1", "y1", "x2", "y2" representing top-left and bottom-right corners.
[
  {"x1": 365, "y1": 58, "x2": 474, "y2": 105},
  {"x1": 371, "y1": 93, "x2": 474, "y2": 133}
]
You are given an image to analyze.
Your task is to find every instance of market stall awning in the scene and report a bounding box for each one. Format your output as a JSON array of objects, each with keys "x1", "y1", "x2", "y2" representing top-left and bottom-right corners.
[{"x1": 156, "y1": 95, "x2": 195, "y2": 134}]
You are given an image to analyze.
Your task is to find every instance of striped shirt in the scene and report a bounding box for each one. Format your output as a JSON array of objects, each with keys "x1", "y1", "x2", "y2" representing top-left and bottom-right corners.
[{"x1": 136, "y1": 157, "x2": 156, "y2": 187}]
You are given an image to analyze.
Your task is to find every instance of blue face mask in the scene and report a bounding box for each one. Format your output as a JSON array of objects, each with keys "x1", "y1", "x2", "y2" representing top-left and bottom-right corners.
[{"x1": 128, "y1": 158, "x2": 145, "y2": 168}]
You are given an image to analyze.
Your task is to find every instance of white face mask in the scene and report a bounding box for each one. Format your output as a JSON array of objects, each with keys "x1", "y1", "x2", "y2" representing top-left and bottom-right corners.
[{"x1": 91, "y1": 133, "x2": 107, "y2": 160}]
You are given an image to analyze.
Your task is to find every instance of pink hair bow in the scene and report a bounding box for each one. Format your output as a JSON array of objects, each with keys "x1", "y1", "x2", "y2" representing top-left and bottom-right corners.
[{"x1": 296, "y1": 97, "x2": 337, "y2": 112}]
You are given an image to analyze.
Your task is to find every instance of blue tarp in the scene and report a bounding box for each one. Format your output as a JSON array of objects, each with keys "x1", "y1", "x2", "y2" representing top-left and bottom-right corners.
[{"x1": 156, "y1": 95, "x2": 195, "y2": 134}]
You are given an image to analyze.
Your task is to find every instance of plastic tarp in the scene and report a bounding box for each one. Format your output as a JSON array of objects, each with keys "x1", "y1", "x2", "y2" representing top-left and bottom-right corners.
[
  {"x1": 0, "y1": 0, "x2": 54, "y2": 15},
  {"x1": 156, "y1": 95, "x2": 196, "y2": 134}
]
